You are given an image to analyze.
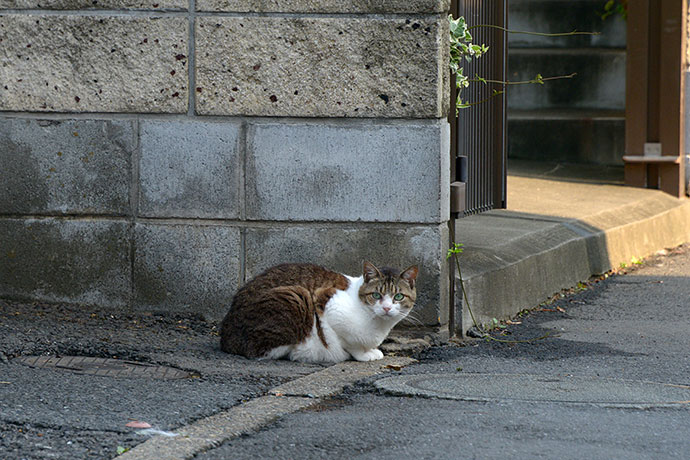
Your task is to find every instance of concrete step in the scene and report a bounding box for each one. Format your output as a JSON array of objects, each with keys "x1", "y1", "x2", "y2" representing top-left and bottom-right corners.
[
  {"x1": 455, "y1": 168, "x2": 690, "y2": 335},
  {"x1": 508, "y1": 0, "x2": 626, "y2": 48},
  {"x1": 507, "y1": 48, "x2": 626, "y2": 111},
  {"x1": 507, "y1": 110, "x2": 625, "y2": 165}
]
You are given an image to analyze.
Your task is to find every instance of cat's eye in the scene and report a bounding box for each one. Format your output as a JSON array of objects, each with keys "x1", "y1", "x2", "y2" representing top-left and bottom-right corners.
[
  {"x1": 393, "y1": 293, "x2": 404, "y2": 301},
  {"x1": 371, "y1": 292, "x2": 382, "y2": 300}
]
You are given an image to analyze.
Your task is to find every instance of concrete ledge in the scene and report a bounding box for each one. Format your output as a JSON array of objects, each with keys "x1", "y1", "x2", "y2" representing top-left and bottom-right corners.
[{"x1": 455, "y1": 171, "x2": 690, "y2": 335}]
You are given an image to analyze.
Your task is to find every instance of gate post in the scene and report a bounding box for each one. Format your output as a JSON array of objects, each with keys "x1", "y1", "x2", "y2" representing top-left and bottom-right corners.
[{"x1": 624, "y1": 0, "x2": 688, "y2": 197}]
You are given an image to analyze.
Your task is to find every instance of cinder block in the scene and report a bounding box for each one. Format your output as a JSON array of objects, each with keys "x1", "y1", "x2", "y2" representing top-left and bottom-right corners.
[
  {"x1": 0, "y1": 15, "x2": 188, "y2": 113},
  {"x1": 0, "y1": 1, "x2": 186, "y2": 9},
  {"x1": 196, "y1": 0, "x2": 449, "y2": 13},
  {"x1": 139, "y1": 120, "x2": 241, "y2": 219},
  {"x1": 0, "y1": 218, "x2": 131, "y2": 306},
  {"x1": 195, "y1": 16, "x2": 448, "y2": 117},
  {"x1": 244, "y1": 224, "x2": 449, "y2": 326},
  {"x1": 133, "y1": 223, "x2": 241, "y2": 320},
  {"x1": 0, "y1": 118, "x2": 135, "y2": 215},
  {"x1": 246, "y1": 121, "x2": 450, "y2": 223}
]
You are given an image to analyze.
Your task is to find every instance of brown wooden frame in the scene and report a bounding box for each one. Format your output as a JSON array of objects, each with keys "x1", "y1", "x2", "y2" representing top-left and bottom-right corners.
[{"x1": 624, "y1": 0, "x2": 687, "y2": 197}]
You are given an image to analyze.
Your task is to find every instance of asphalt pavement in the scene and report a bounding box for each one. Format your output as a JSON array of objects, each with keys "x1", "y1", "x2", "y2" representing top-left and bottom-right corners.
[
  {"x1": 198, "y1": 243, "x2": 690, "y2": 460},
  {"x1": 2, "y1": 244, "x2": 689, "y2": 459}
]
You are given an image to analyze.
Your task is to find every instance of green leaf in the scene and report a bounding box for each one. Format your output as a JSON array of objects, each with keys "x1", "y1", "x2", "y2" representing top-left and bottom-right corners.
[{"x1": 117, "y1": 446, "x2": 130, "y2": 455}]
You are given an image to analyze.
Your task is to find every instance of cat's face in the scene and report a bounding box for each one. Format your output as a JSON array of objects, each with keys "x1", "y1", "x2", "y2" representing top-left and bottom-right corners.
[{"x1": 358, "y1": 261, "x2": 418, "y2": 320}]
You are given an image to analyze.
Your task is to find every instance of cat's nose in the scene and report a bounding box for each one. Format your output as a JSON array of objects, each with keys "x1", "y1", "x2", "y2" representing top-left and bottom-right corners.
[{"x1": 382, "y1": 306, "x2": 392, "y2": 313}]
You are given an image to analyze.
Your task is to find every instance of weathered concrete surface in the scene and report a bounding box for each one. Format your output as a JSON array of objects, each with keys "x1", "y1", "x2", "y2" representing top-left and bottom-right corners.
[
  {"x1": 0, "y1": 118, "x2": 135, "y2": 215},
  {"x1": 454, "y1": 162, "x2": 690, "y2": 335},
  {"x1": 0, "y1": 0, "x2": 186, "y2": 8},
  {"x1": 246, "y1": 121, "x2": 450, "y2": 223},
  {"x1": 376, "y1": 373, "x2": 690, "y2": 408},
  {"x1": 455, "y1": 214, "x2": 593, "y2": 330},
  {"x1": 139, "y1": 120, "x2": 241, "y2": 219},
  {"x1": 270, "y1": 357, "x2": 415, "y2": 398},
  {"x1": 196, "y1": 0, "x2": 449, "y2": 13},
  {"x1": 0, "y1": 15, "x2": 188, "y2": 113},
  {"x1": 195, "y1": 17, "x2": 449, "y2": 117},
  {"x1": 0, "y1": 218, "x2": 131, "y2": 306},
  {"x1": 244, "y1": 224, "x2": 449, "y2": 326},
  {"x1": 133, "y1": 223, "x2": 241, "y2": 320},
  {"x1": 116, "y1": 357, "x2": 416, "y2": 460}
]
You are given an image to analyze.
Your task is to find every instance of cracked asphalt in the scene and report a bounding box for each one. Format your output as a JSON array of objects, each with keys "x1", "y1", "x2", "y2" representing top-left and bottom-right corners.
[
  {"x1": 2, "y1": 243, "x2": 689, "y2": 459},
  {"x1": 0, "y1": 302, "x2": 324, "y2": 459},
  {"x1": 198, "y1": 244, "x2": 690, "y2": 460}
]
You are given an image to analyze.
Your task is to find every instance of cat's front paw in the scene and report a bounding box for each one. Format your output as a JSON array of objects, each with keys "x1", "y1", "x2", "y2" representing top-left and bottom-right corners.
[{"x1": 351, "y1": 348, "x2": 384, "y2": 362}]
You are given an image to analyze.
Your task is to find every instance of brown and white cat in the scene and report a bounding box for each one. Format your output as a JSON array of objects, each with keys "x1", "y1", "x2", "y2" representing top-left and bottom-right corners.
[{"x1": 220, "y1": 261, "x2": 418, "y2": 363}]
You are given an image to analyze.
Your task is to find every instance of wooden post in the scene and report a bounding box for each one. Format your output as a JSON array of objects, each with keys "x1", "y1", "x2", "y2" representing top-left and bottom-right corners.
[{"x1": 623, "y1": 0, "x2": 687, "y2": 197}]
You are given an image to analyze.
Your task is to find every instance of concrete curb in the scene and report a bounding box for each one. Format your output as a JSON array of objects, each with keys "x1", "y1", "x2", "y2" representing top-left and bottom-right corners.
[
  {"x1": 115, "y1": 357, "x2": 415, "y2": 460},
  {"x1": 455, "y1": 179, "x2": 690, "y2": 334}
]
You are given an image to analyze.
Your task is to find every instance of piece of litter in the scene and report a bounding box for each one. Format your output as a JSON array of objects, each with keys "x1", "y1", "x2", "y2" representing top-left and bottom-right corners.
[
  {"x1": 384, "y1": 364, "x2": 402, "y2": 371},
  {"x1": 136, "y1": 428, "x2": 178, "y2": 437},
  {"x1": 556, "y1": 307, "x2": 566, "y2": 313},
  {"x1": 0, "y1": 381, "x2": 11, "y2": 384},
  {"x1": 505, "y1": 320, "x2": 521, "y2": 325},
  {"x1": 125, "y1": 421, "x2": 152, "y2": 429}
]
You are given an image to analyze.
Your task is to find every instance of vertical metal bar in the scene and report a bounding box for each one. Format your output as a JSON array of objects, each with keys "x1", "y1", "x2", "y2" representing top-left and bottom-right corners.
[
  {"x1": 448, "y1": 0, "x2": 459, "y2": 340},
  {"x1": 493, "y1": 0, "x2": 507, "y2": 209}
]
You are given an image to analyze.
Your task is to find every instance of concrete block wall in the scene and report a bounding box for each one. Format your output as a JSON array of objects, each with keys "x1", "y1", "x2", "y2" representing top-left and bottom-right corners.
[{"x1": 0, "y1": 1, "x2": 451, "y2": 325}]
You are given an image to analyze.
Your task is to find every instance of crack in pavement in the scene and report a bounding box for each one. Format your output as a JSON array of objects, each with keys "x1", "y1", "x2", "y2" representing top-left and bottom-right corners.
[{"x1": 115, "y1": 357, "x2": 416, "y2": 460}]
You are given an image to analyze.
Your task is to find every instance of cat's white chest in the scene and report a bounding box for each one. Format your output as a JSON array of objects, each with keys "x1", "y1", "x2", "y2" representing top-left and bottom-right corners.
[
  {"x1": 322, "y1": 276, "x2": 391, "y2": 351},
  {"x1": 270, "y1": 275, "x2": 393, "y2": 363}
]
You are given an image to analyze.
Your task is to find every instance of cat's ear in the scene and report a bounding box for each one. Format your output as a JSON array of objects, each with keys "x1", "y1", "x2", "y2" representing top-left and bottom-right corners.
[
  {"x1": 400, "y1": 265, "x2": 419, "y2": 289},
  {"x1": 362, "y1": 261, "x2": 382, "y2": 283}
]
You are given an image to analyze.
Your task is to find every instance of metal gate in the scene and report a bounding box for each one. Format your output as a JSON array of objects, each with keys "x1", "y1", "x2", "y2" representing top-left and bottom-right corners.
[
  {"x1": 447, "y1": 0, "x2": 508, "y2": 336},
  {"x1": 449, "y1": 0, "x2": 508, "y2": 216}
]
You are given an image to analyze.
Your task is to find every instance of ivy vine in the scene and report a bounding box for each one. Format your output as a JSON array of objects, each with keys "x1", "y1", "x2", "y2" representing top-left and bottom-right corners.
[{"x1": 449, "y1": 15, "x2": 597, "y2": 113}]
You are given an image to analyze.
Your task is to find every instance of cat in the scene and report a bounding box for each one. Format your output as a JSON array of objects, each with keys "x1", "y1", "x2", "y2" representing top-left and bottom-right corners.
[{"x1": 219, "y1": 261, "x2": 418, "y2": 363}]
